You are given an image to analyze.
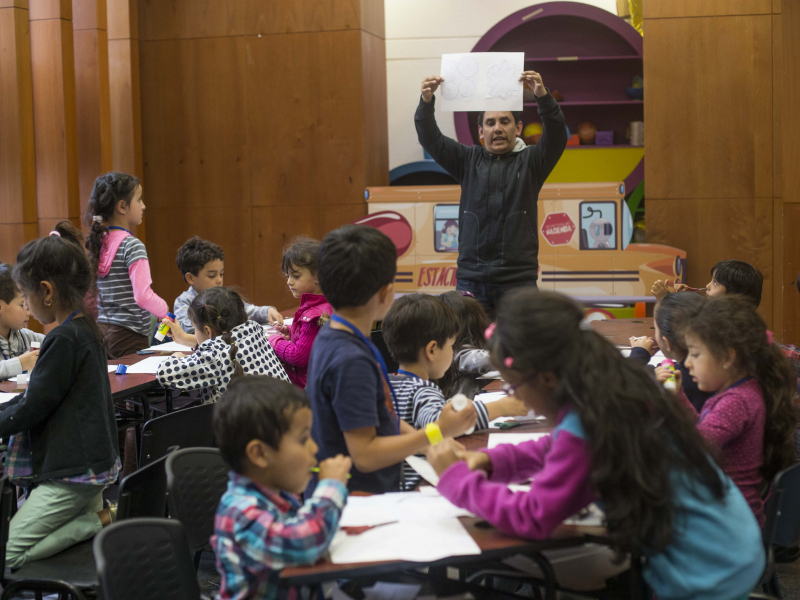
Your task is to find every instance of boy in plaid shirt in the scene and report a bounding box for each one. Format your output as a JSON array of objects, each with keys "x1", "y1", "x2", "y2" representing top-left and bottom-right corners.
[{"x1": 212, "y1": 376, "x2": 351, "y2": 600}]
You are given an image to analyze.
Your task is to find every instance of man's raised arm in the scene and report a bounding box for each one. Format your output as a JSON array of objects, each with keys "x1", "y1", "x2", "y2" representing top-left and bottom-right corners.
[
  {"x1": 521, "y1": 70, "x2": 567, "y2": 187},
  {"x1": 414, "y1": 75, "x2": 470, "y2": 182}
]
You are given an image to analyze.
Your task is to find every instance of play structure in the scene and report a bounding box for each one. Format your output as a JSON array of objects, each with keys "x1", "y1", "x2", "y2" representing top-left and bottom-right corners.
[{"x1": 356, "y1": 183, "x2": 685, "y2": 307}]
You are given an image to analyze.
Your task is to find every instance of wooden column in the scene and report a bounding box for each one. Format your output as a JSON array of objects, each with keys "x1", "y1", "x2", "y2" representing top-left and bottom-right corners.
[
  {"x1": 0, "y1": 0, "x2": 38, "y2": 262},
  {"x1": 29, "y1": 0, "x2": 80, "y2": 236},
  {"x1": 72, "y1": 0, "x2": 112, "y2": 222}
]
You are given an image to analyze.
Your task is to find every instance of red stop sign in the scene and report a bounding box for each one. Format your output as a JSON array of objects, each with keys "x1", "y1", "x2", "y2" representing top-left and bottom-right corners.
[{"x1": 541, "y1": 212, "x2": 576, "y2": 246}]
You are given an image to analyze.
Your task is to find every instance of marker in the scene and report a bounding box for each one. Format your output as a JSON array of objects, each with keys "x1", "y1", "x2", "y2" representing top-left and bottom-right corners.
[{"x1": 309, "y1": 467, "x2": 351, "y2": 479}]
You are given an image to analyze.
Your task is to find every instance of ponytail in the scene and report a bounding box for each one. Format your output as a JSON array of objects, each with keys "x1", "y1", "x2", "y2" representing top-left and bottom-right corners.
[
  {"x1": 84, "y1": 172, "x2": 139, "y2": 273},
  {"x1": 222, "y1": 332, "x2": 245, "y2": 379}
]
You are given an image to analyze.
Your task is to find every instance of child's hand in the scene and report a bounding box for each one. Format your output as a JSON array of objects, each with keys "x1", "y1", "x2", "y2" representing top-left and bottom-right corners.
[
  {"x1": 651, "y1": 280, "x2": 670, "y2": 300},
  {"x1": 318, "y1": 454, "x2": 352, "y2": 485},
  {"x1": 456, "y1": 450, "x2": 493, "y2": 473},
  {"x1": 496, "y1": 396, "x2": 530, "y2": 418},
  {"x1": 629, "y1": 336, "x2": 656, "y2": 356},
  {"x1": 18, "y1": 350, "x2": 39, "y2": 372},
  {"x1": 425, "y1": 438, "x2": 463, "y2": 476},
  {"x1": 161, "y1": 318, "x2": 192, "y2": 347},
  {"x1": 654, "y1": 366, "x2": 673, "y2": 384},
  {"x1": 437, "y1": 400, "x2": 478, "y2": 438},
  {"x1": 267, "y1": 308, "x2": 284, "y2": 327},
  {"x1": 171, "y1": 352, "x2": 187, "y2": 358},
  {"x1": 674, "y1": 283, "x2": 689, "y2": 293},
  {"x1": 279, "y1": 325, "x2": 291, "y2": 340}
]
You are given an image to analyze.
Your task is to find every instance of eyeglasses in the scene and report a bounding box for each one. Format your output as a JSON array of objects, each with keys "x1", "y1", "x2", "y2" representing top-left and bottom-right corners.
[
  {"x1": 458, "y1": 291, "x2": 475, "y2": 298},
  {"x1": 501, "y1": 372, "x2": 537, "y2": 396}
]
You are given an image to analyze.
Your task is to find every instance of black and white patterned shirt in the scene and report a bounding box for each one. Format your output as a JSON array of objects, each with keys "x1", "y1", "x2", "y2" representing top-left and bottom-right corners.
[{"x1": 157, "y1": 320, "x2": 289, "y2": 404}]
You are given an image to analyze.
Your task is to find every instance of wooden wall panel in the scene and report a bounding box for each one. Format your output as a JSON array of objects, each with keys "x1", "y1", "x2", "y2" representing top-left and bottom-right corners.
[
  {"x1": 362, "y1": 31, "x2": 389, "y2": 187},
  {"x1": 781, "y1": 204, "x2": 800, "y2": 344},
  {"x1": 0, "y1": 4, "x2": 37, "y2": 247},
  {"x1": 644, "y1": 0, "x2": 771, "y2": 19},
  {"x1": 29, "y1": 5, "x2": 80, "y2": 236},
  {"x1": 644, "y1": 15, "x2": 773, "y2": 200}
]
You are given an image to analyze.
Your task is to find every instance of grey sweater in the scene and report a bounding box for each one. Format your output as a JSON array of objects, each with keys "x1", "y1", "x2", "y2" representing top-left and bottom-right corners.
[{"x1": 0, "y1": 328, "x2": 45, "y2": 381}]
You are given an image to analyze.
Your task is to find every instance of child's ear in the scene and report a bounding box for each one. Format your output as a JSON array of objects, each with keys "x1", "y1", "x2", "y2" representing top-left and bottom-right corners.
[
  {"x1": 662, "y1": 336, "x2": 673, "y2": 353},
  {"x1": 378, "y1": 283, "x2": 394, "y2": 304},
  {"x1": 724, "y1": 347, "x2": 737, "y2": 370},
  {"x1": 185, "y1": 272, "x2": 195, "y2": 286},
  {"x1": 203, "y1": 325, "x2": 214, "y2": 339},
  {"x1": 115, "y1": 198, "x2": 128, "y2": 215},
  {"x1": 425, "y1": 340, "x2": 438, "y2": 361},
  {"x1": 245, "y1": 439, "x2": 270, "y2": 469}
]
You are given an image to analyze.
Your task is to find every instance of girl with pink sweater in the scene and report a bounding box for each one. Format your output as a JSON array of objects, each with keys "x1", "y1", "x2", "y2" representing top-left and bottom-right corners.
[
  {"x1": 268, "y1": 238, "x2": 332, "y2": 388},
  {"x1": 660, "y1": 294, "x2": 798, "y2": 526}
]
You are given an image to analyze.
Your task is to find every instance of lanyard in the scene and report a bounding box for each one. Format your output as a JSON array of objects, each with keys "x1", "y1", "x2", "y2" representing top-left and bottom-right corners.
[
  {"x1": 331, "y1": 315, "x2": 401, "y2": 434},
  {"x1": 62, "y1": 310, "x2": 80, "y2": 326},
  {"x1": 107, "y1": 226, "x2": 132, "y2": 235},
  {"x1": 397, "y1": 369, "x2": 420, "y2": 379}
]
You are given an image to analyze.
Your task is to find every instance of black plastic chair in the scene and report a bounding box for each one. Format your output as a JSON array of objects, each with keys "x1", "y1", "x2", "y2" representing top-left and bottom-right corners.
[
  {"x1": 94, "y1": 518, "x2": 208, "y2": 600},
  {"x1": 117, "y1": 445, "x2": 178, "y2": 521},
  {"x1": 0, "y1": 477, "x2": 91, "y2": 600},
  {"x1": 139, "y1": 403, "x2": 215, "y2": 468},
  {"x1": 165, "y1": 448, "x2": 229, "y2": 569},
  {"x1": 759, "y1": 461, "x2": 800, "y2": 598}
]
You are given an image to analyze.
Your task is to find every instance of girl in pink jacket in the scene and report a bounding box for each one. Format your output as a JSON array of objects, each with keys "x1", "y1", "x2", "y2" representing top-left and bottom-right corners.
[{"x1": 268, "y1": 238, "x2": 332, "y2": 388}]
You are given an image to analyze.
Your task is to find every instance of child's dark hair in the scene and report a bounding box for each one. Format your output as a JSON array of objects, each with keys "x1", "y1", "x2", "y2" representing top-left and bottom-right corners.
[
  {"x1": 13, "y1": 233, "x2": 100, "y2": 339},
  {"x1": 176, "y1": 236, "x2": 225, "y2": 282},
  {"x1": 382, "y1": 294, "x2": 459, "y2": 364},
  {"x1": 188, "y1": 287, "x2": 248, "y2": 378},
  {"x1": 443, "y1": 220, "x2": 458, "y2": 231},
  {"x1": 654, "y1": 292, "x2": 706, "y2": 360},
  {"x1": 683, "y1": 295, "x2": 798, "y2": 487},
  {"x1": 490, "y1": 289, "x2": 725, "y2": 553},
  {"x1": 84, "y1": 172, "x2": 140, "y2": 273},
  {"x1": 281, "y1": 237, "x2": 320, "y2": 276},
  {"x1": 0, "y1": 264, "x2": 18, "y2": 304},
  {"x1": 318, "y1": 225, "x2": 396, "y2": 309},
  {"x1": 711, "y1": 260, "x2": 763, "y2": 307},
  {"x1": 214, "y1": 375, "x2": 310, "y2": 473},
  {"x1": 436, "y1": 291, "x2": 491, "y2": 397}
]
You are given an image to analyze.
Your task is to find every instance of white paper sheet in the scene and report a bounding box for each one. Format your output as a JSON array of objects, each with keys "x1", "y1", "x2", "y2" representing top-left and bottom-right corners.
[
  {"x1": 339, "y1": 493, "x2": 473, "y2": 528},
  {"x1": 477, "y1": 371, "x2": 501, "y2": 380},
  {"x1": 122, "y1": 356, "x2": 166, "y2": 374},
  {"x1": 487, "y1": 432, "x2": 548, "y2": 450},
  {"x1": 477, "y1": 392, "x2": 545, "y2": 427},
  {"x1": 0, "y1": 393, "x2": 19, "y2": 404},
  {"x1": 439, "y1": 53, "x2": 525, "y2": 112},
  {"x1": 330, "y1": 518, "x2": 481, "y2": 564},
  {"x1": 363, "y1": 582, "x2": 422, "y2": 600},
  {"x1": 9, "y1": 365, "x2": 117, "y2": 382},
  {"x1": 263, "y1": 317, "x2": 294, "y2": 336},
  {"x1": 145, "y1": 341, "x2": 194, "y2": 353}
]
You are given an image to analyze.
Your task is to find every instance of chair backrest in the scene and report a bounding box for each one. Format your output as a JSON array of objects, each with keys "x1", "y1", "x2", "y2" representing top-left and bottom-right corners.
[
  {"x1": 371, "y1": 328, "x2": 398, "y2": 373},
  {"x1": 139, "y1": 403, "x2": 215, "y2": 467},
  {"x1": 763, "y1": 461, "x2": 800, "y2": 548},
  {"x1": 0, "y1": 477, "x2": 14, "y2": 577},
  {"x1": 94, "y1": 518, "x2": 200, "y2": 600},
  {"x1": 165, "y1": 448, "x2": 229, "y2": 553},
  {"x1": 117, "y1": 446, "x2": 178, "y2": 521}
]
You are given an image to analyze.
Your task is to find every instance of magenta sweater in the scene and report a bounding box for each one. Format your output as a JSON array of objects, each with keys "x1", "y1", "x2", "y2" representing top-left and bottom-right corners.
[
  {"x1": 678, "y1": 377, "x2": 766, "y2": 526},
  {"x1": 268, "y1": 294, "x2": 332, "y2": 389}
]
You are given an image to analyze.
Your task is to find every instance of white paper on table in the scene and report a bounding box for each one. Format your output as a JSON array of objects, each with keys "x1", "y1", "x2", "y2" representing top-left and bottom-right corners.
[
  {"x1": 10, "y1": 365, "x2": 117, "y2": 382},
  {"x1": 123, "y1": 356, "x2": 166, "y2": 374},
  {"x1": 330, "y1": 518, "x2": 481, "y2": 564},
  {"x1": 487, "y1": 432, "x2": 548, "y2": 450},
  {"x1": 476, "y1": 392, "x2": 544, "y2": 426},
  {"x1": 474, "y1": 392, "x2": 506, "y2": 404},
  {"x1": 439, "y1": 53, "x2": 525, "y2": 112},
  {"x1": 477, "y1": 371, "x2": 502, "y2": 380},
  {"x1": 145, "y1": 341, "x2": 193, "y2": 353},
  {"x1": 339, "y1": 492, "x2": 473, "y2": 528},
  {"x1": 362, "y1": 582, "x2": 423, "y2": 600},
  {"x1": 0, "y1": 392, "x2": 19, "y2": 403},
  {"x1": 263, "y1": 317, "x2": 294, "y2": 336}
]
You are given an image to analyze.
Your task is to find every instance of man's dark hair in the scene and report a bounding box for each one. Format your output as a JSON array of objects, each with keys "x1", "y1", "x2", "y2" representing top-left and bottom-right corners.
[
  {"x1": 176, "y1": 236, "x2": 225, "y2": 281},
  {"x1": 281, "y1": 237, "x2": 321, "y2": 276},
  {"x1": 0, "y1": 264, "x2": 19, "y2": 304},
  {"x1": 318, "y1": 225, "x2": 396, "y2": 309},
  {"x1": 711, "y1": 260, "x2": 763, "y2": 308},
  {"x1": 382, "y1": 294, "x2": 460, "y2": 364},
  {"x1": 214, "y1": 376, "x2": 310, "y2": 473},
  {"x1": 476, "y1": 111, "x2": 523, "y2": 127}
]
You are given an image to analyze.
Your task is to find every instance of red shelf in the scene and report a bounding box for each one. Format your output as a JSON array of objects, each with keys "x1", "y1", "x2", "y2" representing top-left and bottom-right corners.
[
  {"x1": 524, "y1": 100, "x2": 643, "y2": 107},
  {"x1": 525, "y1": 55, "x2": 642, "y2": 62}
]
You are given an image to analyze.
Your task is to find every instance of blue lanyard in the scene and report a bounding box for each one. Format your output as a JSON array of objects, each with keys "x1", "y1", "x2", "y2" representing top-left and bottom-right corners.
[
  {"x1": 107, "y1": 226, "x2": 132, "y2": 235},
  {"x1": 331, "y1": 315, "x2": 401, "y2": 434},
  {"x1": 61, "y1": 310, "x2": 80, "y2": 326},
  {"x1": 397, "y1": 369, "x2": 420, "y2": 379}
]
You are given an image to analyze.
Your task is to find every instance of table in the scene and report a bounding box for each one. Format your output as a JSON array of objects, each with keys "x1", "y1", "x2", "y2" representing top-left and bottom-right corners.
[{"x1": 590, "y1": 317, "x2": 655, "y2": 347}]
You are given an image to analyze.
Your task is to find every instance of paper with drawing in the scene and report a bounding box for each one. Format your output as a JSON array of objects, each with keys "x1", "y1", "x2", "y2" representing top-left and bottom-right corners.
[{"x1": 439, "y1": 52, "x2": 525, "y2": 111}]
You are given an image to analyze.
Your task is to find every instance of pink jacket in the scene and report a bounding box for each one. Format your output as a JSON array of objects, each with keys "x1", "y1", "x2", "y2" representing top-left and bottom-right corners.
[{"x1": 268, "y1": 293, "x2": 332, "y2": 388}]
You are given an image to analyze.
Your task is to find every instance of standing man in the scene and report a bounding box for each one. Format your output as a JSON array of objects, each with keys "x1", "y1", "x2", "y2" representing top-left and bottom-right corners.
[{"x1": 415, "y1": 71, "x2": 567, "y2": 316}]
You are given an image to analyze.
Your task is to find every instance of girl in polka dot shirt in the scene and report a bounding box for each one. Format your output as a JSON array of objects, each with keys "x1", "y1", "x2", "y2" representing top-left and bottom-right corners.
[
  {"x1": 158, "y1": 287, "x2": 289, "y2": 404},
  {"x1": 659, "y1": 295, "x2": 798, "y2": 526}
]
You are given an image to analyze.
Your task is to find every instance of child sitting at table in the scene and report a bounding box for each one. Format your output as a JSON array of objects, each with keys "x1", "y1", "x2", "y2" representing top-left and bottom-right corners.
[
  {"x1": 427, "y1": 289, "x2": 764, "y2": 598},
  {"x1": 629, "y1": 292, "x2": 713, "y2": 411},
  {"x1": 306, "y1": 225, "x2": 476, "y2": 494},
  {"x1": 436, "y1": 290, "x2": 495, "y2": 398},
  {"x1": 2, "y1": 231, "x2": 120, "y2": 568},
  {"x1": 267, "y1": 237, "x2": 332, "y2": 388},
  {"x1": 212, "y1": 376, "x2": 351, "y2": 600},
  {"x1": 158, "y1": 287, "x2": 288, "y2": 403},
  {"x1": 664, "y1": 294, "x2": 798, "y2": 526},
  {"x1": 0, "y1": 263, "x2": 43, "y2": 381},
  {"x1": 173, "y1": 236, "x2": 283, "y2": 345}
]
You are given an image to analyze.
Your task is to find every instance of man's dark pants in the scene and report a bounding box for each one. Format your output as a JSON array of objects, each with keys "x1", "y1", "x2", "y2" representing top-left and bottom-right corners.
[{"x1": 456, "y1": 278, "x2": 538, "y2": 319}]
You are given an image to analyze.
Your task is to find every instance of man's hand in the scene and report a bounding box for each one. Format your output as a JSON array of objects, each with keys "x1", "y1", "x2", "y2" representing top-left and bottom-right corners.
[
  {"x1": 18, "y1": 350, "x2": 39, "y2": 372},
  {"x1": 519, "y1": 71, "x2": 546, "y2": 97},
  {"x1": 421, "y1": 76, "x2": 444, "y2": 103}
]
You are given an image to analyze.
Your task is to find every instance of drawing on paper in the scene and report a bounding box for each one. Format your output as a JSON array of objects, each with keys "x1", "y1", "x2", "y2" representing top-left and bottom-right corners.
[
  {"x1": 486, "y1": 59, "x2": 521, "y2": 100},
  {"x1": 440, "y1": 56, "x2": 478, "y2": 102}
]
